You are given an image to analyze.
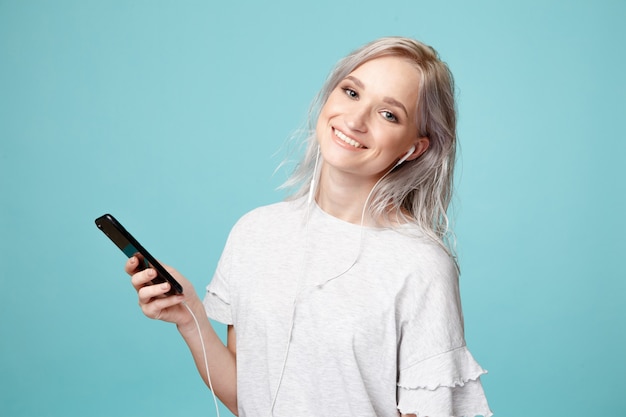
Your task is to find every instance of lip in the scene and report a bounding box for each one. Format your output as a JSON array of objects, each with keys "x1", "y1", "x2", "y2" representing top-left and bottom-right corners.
[{"x1": 332, "y1": 127, "x2": 367, "y2": 149}]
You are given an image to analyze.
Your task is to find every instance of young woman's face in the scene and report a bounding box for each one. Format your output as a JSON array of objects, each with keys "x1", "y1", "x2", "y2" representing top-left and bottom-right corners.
[{"x1": 316, "y1": 56, "x2": 427, "y2": 182}]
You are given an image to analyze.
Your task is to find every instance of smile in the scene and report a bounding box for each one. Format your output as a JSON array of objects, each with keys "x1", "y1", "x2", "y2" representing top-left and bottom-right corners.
[{"x1": 334, "y1": 128, "x2": 365, "y2": 148}]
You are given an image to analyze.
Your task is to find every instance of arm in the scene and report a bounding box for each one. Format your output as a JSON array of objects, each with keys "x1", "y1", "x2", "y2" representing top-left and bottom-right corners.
[{"x1": 126, "y1": 257, "x2": 238, "y2": 415}]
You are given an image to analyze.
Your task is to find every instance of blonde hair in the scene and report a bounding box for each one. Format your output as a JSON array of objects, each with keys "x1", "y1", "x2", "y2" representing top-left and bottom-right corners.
[{"x1": 282, "y1": 37, "x2": 458, "y2": 255}]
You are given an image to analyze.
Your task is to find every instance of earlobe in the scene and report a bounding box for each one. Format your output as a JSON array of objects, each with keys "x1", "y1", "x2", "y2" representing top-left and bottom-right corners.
[
  {"x1": 396, "y1": 145, "x2": 416, "y2": 167},
  {"x1": 407, "y1": 137, "x2": 429, "y2": 161},
  {"x1": 395, "y1": 137, "x2": 429, "y2": 167}
]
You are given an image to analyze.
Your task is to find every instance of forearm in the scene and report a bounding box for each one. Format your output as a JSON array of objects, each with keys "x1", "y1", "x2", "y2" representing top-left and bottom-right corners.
[{"x1": 177, "y1": 298, "x2": 238, "y2": 414}]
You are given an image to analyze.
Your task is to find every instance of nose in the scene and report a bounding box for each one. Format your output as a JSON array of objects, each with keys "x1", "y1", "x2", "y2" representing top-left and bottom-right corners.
[{"x1": 345, "y1": 106, "x2": 368, "y2": 133}]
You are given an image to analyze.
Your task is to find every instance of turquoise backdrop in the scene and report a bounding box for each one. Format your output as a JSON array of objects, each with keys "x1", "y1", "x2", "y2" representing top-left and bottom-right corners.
[{"x1": 1, "y1": 1, "x2": 624, "y2": 416}]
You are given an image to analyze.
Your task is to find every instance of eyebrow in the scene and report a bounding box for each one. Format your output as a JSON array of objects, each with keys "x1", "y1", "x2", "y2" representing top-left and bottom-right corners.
[
  {"x1": 344, "y1": 75, "x2": 409, "y2": 118},
  {"x1": 383, "y1": 97, "x2": 409, "y2": 119}
]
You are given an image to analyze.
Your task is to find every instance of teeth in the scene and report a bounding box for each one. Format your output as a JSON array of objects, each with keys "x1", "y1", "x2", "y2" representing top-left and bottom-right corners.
[{"x1": 334, "y1": 128, "x2": 364, "y2": 148}]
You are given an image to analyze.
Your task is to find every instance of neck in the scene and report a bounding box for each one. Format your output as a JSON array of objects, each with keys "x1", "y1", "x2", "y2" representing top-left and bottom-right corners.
[{"x1": 315, "y1": 163, "x2": 380, "y2": 226}]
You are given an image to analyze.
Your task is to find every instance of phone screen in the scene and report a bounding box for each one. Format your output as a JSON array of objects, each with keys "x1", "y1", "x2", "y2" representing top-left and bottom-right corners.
[{"x1": 95, "y1": 214, "x2": 183, "y2": 295}]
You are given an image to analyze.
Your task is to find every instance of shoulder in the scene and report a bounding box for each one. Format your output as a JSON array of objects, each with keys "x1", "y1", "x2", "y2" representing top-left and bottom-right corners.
[
  {"x1": 373, "y1": 228, "x2": 461, "y2": 314},
  {"x1": 377, "y1": 226, "x2": 458, "y2": 281},
  {"x1": 390, "y1": 230, "x2": 466, "y2": 359},
  {"x1": 230, "y1": 198, "x2": 307, "y2": 237}
]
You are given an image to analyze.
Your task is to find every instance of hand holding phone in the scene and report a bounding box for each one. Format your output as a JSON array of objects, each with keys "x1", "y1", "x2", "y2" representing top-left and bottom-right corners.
[{"x1": 95, "y1": 214, "x2": 183, "y2": 295}]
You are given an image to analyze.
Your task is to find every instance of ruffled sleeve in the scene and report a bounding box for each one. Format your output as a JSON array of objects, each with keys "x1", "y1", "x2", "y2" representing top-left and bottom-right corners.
[
  {"x1": 397, "y1": 346, "x2": 492, "y2": 417},
  {"x1": 394, "y1": 242, "x2": 492, "y2": 416}
]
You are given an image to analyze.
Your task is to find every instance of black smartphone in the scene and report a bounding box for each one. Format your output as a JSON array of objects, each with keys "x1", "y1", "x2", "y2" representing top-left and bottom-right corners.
[{"x1": 95, "y1": 214, "x2": 183, "y2": 295}]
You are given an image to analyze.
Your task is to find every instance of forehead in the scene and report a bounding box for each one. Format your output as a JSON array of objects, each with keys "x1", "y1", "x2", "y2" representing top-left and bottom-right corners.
[{"x1": 345, "y1": 56, "x2": 421, "y2": 109}]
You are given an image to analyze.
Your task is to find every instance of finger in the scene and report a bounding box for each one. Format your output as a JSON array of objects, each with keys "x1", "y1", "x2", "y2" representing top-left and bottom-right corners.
[
  {"x1": 130, "y1": 268, "x2": 159, "y2": 291},
  {"x1": 125, "y1": 256, "x2": 140, "y2": 275},
  {"x1": 137, "y1": 281, "x2": 172, "y2": 304},
  {"x1": 140, "y1": 292, "x2": 185, "y2": 321}
]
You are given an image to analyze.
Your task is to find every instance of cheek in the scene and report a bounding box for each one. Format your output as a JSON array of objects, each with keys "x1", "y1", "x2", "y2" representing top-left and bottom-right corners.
[
  {"x1": 317, "y1": 101, "x2": 329, "y2": 123},
  {"x1": 319, "y1": 91, "x2": 345, "y2": 118},
  {"x1": 375, "y1": 129, "x2": 416, "y2": 156},
  {"x1": 316, "y1": 101, "x2": 336, "y2": 134}
]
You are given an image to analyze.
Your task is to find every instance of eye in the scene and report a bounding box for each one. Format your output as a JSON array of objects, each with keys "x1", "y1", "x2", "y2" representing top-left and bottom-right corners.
[
  {"x1": 381, "y1": 110, "x2": 398, "y2": 122},
  {"x1": 342, "y1": 87, "x2": 358, "y2": 99}
]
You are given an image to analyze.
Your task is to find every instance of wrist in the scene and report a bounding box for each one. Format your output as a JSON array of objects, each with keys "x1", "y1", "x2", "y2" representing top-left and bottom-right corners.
[{"x1": 177, "y1": 297, "x2": 205, "y2": 334}]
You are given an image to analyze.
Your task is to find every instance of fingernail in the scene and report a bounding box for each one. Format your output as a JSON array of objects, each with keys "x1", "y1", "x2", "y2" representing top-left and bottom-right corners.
[
  {"x1": 147, "y1": 269, "x2": 156, "y2": 278},
  {"x1": 161, "y1": 283, "x2": 169, "y2": 290}
]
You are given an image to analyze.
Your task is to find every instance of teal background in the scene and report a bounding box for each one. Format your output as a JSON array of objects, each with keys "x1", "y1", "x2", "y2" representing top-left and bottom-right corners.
[{"x1": 1, "y1": 1, "x2": 624, "y2": 416}]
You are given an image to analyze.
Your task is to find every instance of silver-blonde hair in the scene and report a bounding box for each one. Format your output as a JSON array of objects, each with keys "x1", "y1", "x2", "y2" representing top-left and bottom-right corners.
[{"x1": 281, "y1": 37, "x2": 458, "y2": 255}]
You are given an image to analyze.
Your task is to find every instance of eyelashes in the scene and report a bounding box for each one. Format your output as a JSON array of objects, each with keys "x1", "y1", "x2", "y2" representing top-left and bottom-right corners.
[
  {"x1": 342, "y1": 86, "x2": 358, "y2": 99},
  {"x1": 381, "y1": 111, "x2": 398, "y2": 122}
]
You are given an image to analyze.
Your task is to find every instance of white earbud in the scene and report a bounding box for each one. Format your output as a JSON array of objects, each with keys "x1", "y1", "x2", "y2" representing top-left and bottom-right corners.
[{"x1": 395, "y1": 145, "x2": 416, "y2": 167}]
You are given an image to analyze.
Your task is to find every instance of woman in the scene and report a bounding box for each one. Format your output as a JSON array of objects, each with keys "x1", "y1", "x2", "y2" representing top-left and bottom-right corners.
[{"x1": 127, "y1": 37, "x2": 492, "y2": 417}]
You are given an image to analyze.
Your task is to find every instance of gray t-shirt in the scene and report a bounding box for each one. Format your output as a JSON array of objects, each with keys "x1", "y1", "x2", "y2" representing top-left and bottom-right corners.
[{"x1": 204, "y1": 198, "x2": 491, "y2": 417}]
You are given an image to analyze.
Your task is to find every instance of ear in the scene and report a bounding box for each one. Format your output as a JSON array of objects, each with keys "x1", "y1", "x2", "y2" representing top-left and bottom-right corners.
[{"x1": 406, "y1": 137, "x2": 430, "y2": 161}]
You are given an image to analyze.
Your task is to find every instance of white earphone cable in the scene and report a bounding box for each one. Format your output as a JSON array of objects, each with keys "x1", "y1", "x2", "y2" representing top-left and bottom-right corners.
[
  {"x1": 268, "y1": 156, "x2": 400, "y2": 416},
  {"x1": 182, "y1": 301, "x2": 221, "y2": 417}
]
